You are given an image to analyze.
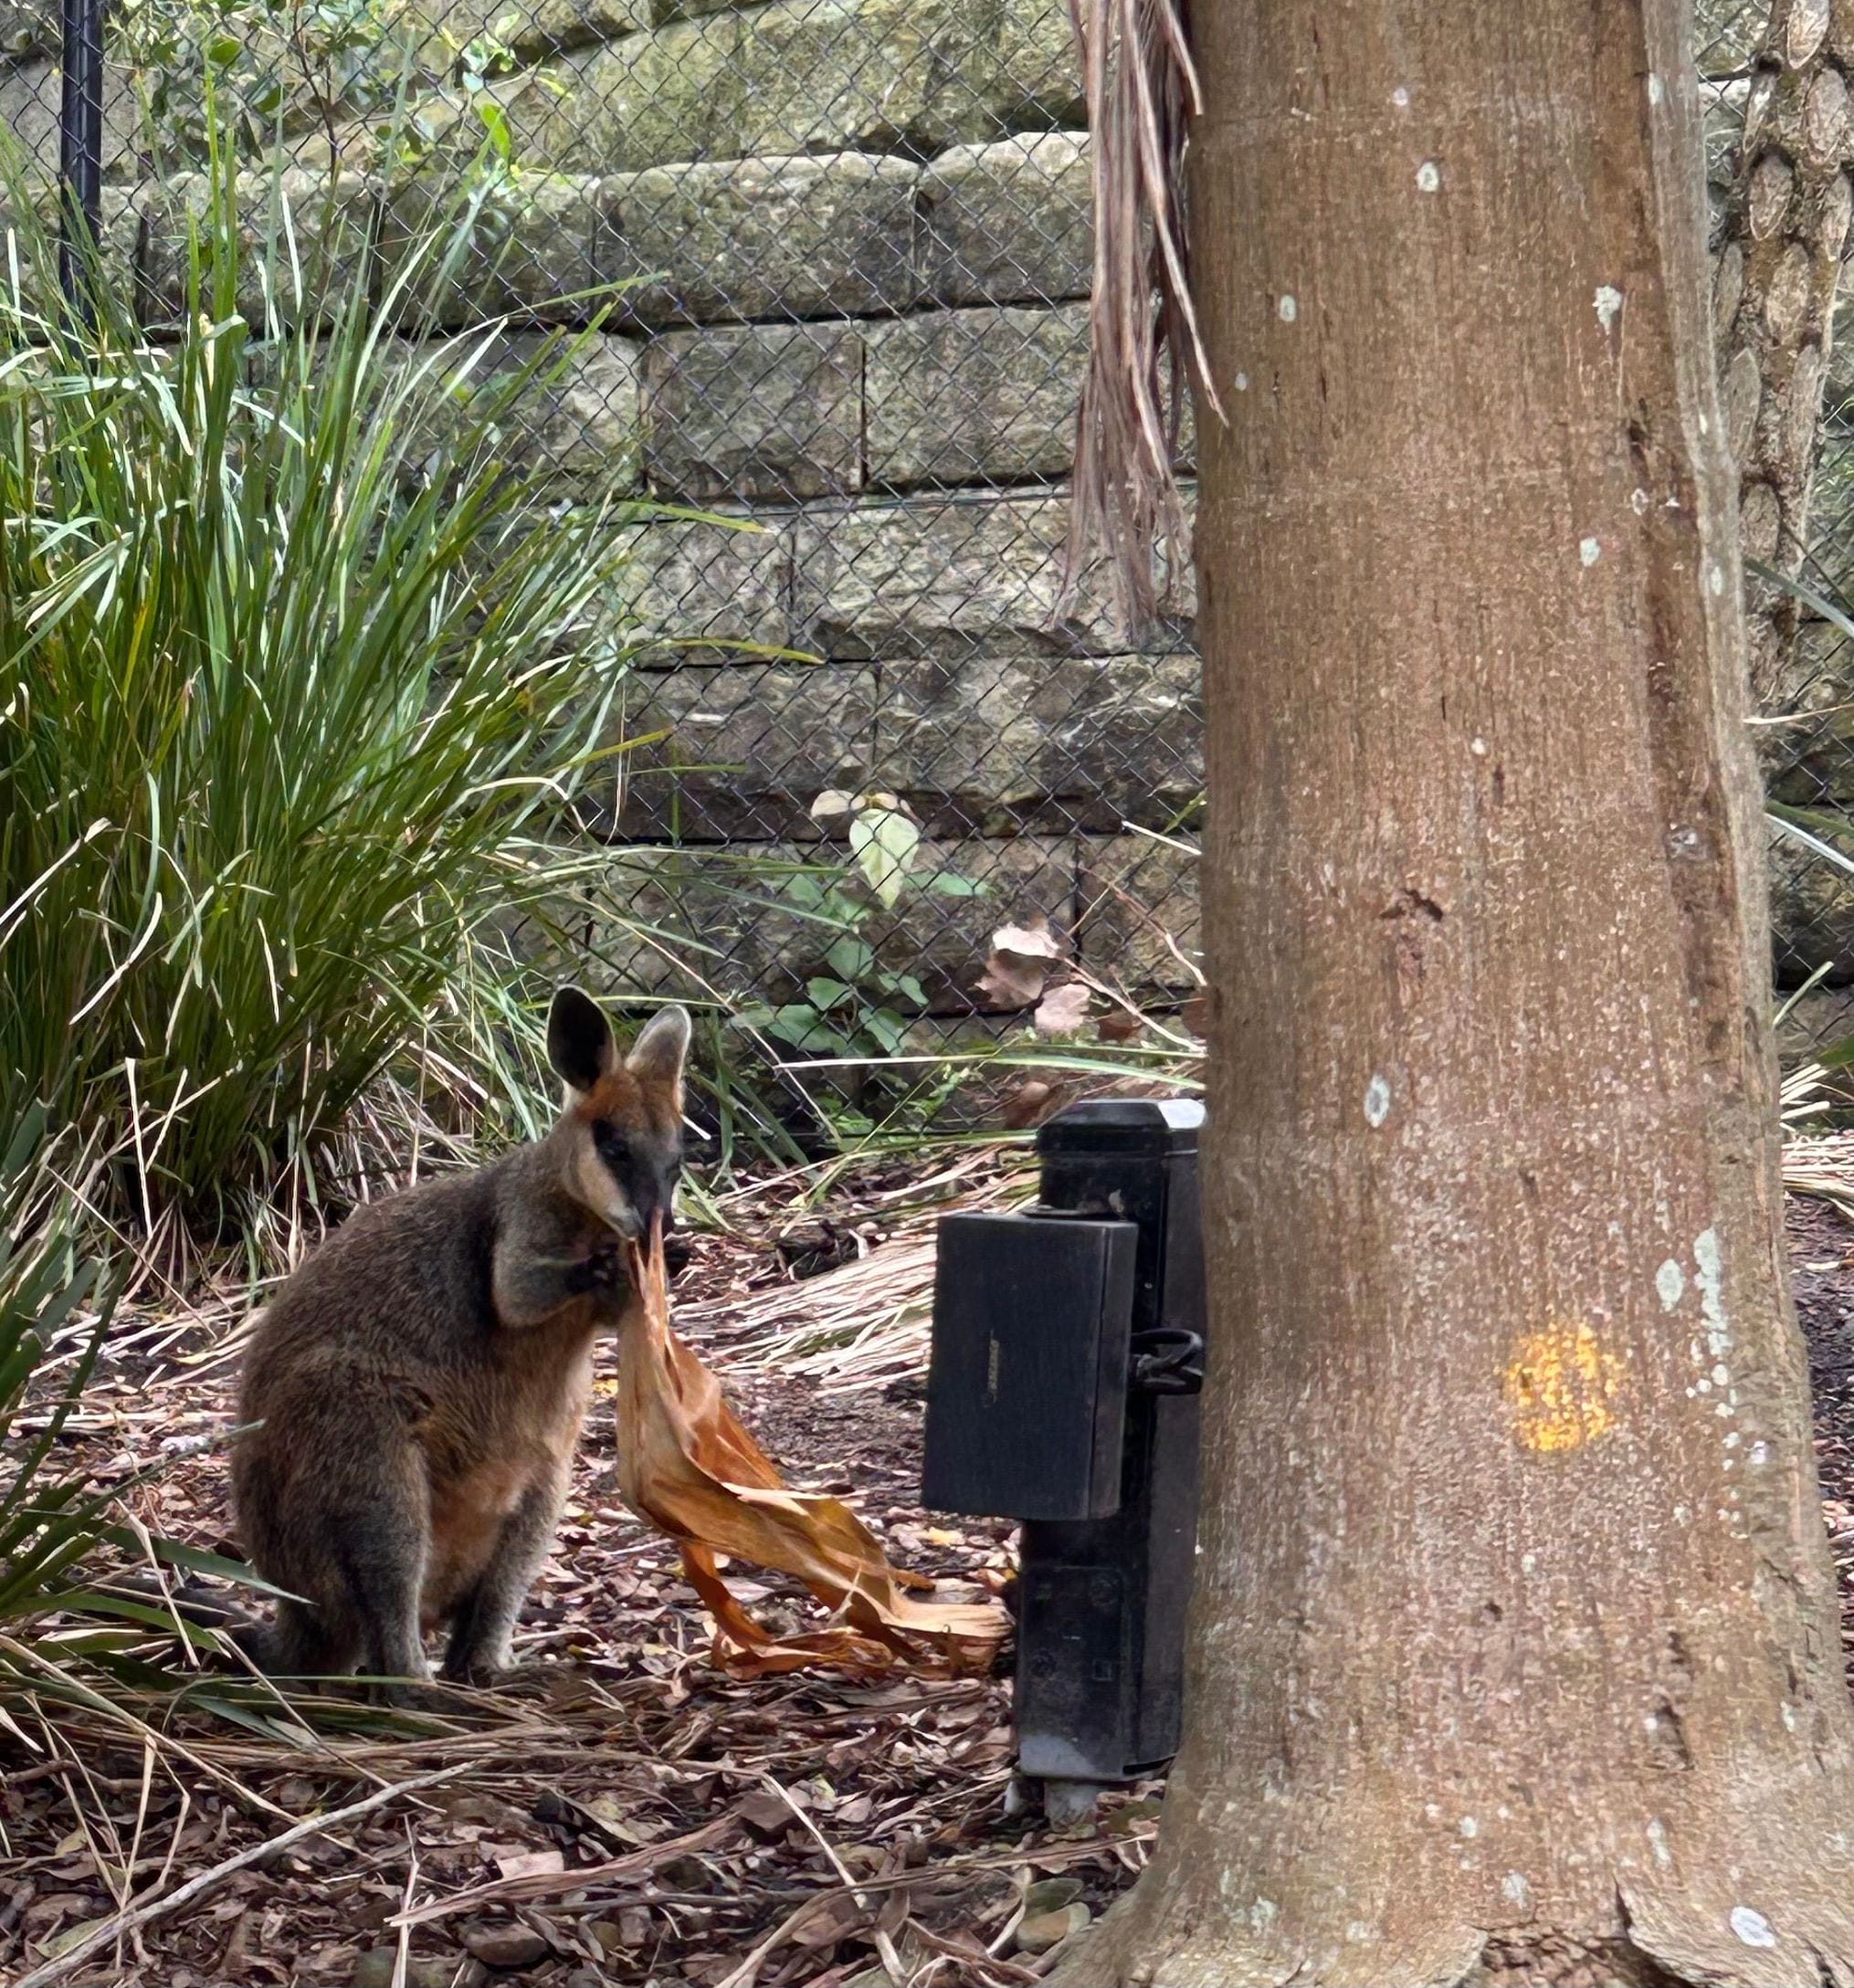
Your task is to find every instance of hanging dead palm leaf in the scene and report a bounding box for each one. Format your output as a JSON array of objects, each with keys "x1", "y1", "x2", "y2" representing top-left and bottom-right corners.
[{"x1": 1059, "y1": 0, "x2": 1221, "y2": 636}]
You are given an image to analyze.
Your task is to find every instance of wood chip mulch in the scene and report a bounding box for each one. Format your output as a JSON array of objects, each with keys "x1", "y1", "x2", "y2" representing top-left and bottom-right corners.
[
  {"x1": 1, "y1": 1168, "x2": 1153, "y2": 1988},
  {"x1": 11, "y1": 1182, "x2": 1854, "y2": 1987}
]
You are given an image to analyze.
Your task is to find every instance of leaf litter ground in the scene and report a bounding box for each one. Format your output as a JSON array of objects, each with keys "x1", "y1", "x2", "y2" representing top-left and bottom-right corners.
[
  {"x1": 10, "y1": 1173, "x2": 1854, "y2": 1987},
  {"x1": 3, "y1": 1152, "x2": 1157, "y2": 1988}
]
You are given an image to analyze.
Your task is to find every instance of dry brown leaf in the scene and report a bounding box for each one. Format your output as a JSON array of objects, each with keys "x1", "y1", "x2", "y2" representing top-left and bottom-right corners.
[
  {"x1": 989, "y1": 918, "x2": 1067, "y2": 961},
  {"x1": 977, "y1": 956, "x2": 1047, "y2": 1009},
  {"x1": 615, "y1": 1229, "x2": 1008, "y2": 1680},
  {"x1": 1001, "y1": 1079, "x2": 1057, "y2": 1130},
  {"x1": 487, "y1": 1848, "x2": 565, "y2": 1881},
  {"x1": 1033, "y1": 982, "x2": 1092, "y2": 1038},
  {"x1": 790, "y1": 1893, "x2": 866, "y2": 1949},
  {"x1": 977, "y1": 916, "x2": 1072, "y2": 1008}
]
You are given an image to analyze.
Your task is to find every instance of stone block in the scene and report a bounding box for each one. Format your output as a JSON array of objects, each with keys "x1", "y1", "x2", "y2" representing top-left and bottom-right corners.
[
  {"x1": 386, "y1": 0, "x2": 515, "y2": 76},
  {"x1": 586, "y1": 834, "x2": 1076, "y2": 1014},
  {"x1": 920, "y1": 132, "x2": 1091, "y2": 307},
  {"x1": 867, "y1": 303, "x2": 1083, "y2": 487},
  {"x1": 928, "y1": 834, "x2": 1079, "y2": 1009},
  {"x1": 471, "y1": 330, "x2": 644, "y2": 489},
  {"x1": 1828, "y1": 290, "x2": 1854, "y2": 420},
  {"x1": 0, "y1": 1, "x2": 53, "y2": 56},
  {"x1": 642, "y1": 323, "x2": 863, "y2": 500},
  {"x1": 1770, "y1": 817, "x2": 1854, "y2": 986},
  {"x1": 579, "y1": 844, "x2": 819, "y2": 1003},
  {"x1": 507, "y1": 0, "x2": 647, "y2": 61},
  {"x1": 1775, "y1": 983, "x2": 1854, "y2": 1064},
  {"x1": 989, "y1": 0, "x2": 1084, "y2": 131},
  {"x1": 0, "y1": 55, "x2": 141, "y2": 185},
  {"x1": 792, "y1": 491, "x2": 1195, "y2": 660},
  {"x1": 532, "y1": 0, "x2": 998, "y2": 172},
  {"x1": 614, "y1": 510, "x2": 794, "y2": 664},
  {"x1": 0, "y1": 57, "x2": 57, "y2": 171},
  {"x1": 880, "y1": 652, "x2": 1202, "y2": 833},
  {"x1": 526, "y1": 18, "x2": 741, "y2": 174},
  {"x1": 142, "y1": 172, "x2": 376, "y2": 330},
  {"x1": 1076, "y1": 836, "x2": 1202, "y2": 994},
  {"x1": 715, "y1": 0, "x2": 997, "y2": 162},
  {"x1": 333, "y1": 330, "x2": 639, "y2": 498},
  {"x1": 866, "y1": 303, "x2": 1196, "y2": 489},
  {"x1": 1695, "y1": 0, "x2": 1761, "y2": 68},
  {"x1": 378, "y1": 172, "x2": 602, "y2": 329},
  {"x1": 604, "y1": 660, "x2": 879, "y2": 839},
  {"x1": 650, "y1": 0, "x2": 772, "y2": 15},
  {"x1": 1755, "y1": 612, "x2": 1854, "y2": 804},
  {"x1": 595, "y1": 153, "x2": 922, "y2": 324},
  {"x1": 0, "y1": 180, "x2": 141, "y2": 319}
]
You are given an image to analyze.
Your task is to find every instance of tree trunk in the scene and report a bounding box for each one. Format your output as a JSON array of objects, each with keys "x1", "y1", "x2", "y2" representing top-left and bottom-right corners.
[
  {"x1": 1054, "y1": 3, "x2": 1854, "y2": 1983},
  {"x1": 1714, "y1": 0, "x2": 1852, "y2": 718}
]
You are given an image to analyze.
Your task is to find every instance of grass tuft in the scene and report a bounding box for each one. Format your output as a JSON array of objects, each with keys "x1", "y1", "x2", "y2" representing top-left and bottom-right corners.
[{"x1": 0, "y1": 135, "x2": 665, "y2": 1245}]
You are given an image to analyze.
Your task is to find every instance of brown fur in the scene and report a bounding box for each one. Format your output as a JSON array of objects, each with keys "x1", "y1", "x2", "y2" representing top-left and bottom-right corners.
[{"x1": 221, "y1": 990, "x2": 689, "y2": 1693}]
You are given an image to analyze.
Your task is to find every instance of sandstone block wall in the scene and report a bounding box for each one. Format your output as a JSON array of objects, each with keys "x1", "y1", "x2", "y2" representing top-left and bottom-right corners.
[
  {"x1": 13, "y1": 0, "x2": 1847, "y2": 1029},
  {"x1": 0, "y1": 0, "x2": 1205, "y2": 1033}
]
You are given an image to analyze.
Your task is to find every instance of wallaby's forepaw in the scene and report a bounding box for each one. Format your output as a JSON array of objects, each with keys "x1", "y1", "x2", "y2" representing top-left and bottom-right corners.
[{"x1": 564, "y1": 1244, "x2": 624, "y2": 1296}]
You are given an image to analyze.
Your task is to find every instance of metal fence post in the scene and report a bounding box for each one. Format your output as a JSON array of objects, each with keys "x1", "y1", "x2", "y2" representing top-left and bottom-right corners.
[{"x1": 57, "y1": 0, "x2": 104, "y2": 318}]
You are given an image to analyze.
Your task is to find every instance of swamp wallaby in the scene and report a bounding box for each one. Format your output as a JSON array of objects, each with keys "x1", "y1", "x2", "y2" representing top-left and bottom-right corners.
[{"x1": 199, "y1": 987, "x2": 688, "y2": 1693}]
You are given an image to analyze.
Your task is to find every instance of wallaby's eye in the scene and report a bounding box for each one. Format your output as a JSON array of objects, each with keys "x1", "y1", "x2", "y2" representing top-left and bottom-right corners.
[{"x1": 591, "y1": 1120, "x2": 628, "y2": 1163}]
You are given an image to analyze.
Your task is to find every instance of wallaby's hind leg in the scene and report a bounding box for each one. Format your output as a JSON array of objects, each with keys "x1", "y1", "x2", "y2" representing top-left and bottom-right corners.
[
  {"x1": 336, "y1": 1500, "x2": 433, "y2": 1699},
  {"x1": 441, "y1": 1460, "x2": 569, "y2": 1685},
  {"x1": 237, "y1": 1596, "x2": 359, "y2": 1680},
  {"x1": 238, "y1": 1393, "x2": 432, "y2": 1701}
]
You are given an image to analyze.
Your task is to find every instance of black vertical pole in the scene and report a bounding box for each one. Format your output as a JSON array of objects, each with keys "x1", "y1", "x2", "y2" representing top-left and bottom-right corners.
[{"x1": 57, "y1": 0, "x2": 103, "y2": 319}]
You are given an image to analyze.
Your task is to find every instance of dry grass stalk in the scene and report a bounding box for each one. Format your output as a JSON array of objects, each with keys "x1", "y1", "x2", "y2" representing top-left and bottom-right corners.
[
  {"x1": 10, "y1": 1764, "x2": 472, "y2": 1988},
  {"x1": 721, "y1": 1238, "x2": 940, "y2": 1396},
  {"x1": 1059, "y1": 0, "x2": 1219, "y2": 635},
  {"x1": 701, "y1": 1160, "x2": 1034, "y2": 1394},
  {"x1": 1780, "y1": 1062, "x2": 1854, "y2": 1221},
  {"x1": 1784, "y1": 1136, "x2": 1854, "y2": 1224}
]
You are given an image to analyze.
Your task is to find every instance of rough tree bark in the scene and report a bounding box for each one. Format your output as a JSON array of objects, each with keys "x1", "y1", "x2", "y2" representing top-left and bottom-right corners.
[
  {"x1": 1714, "y1": 0, "x2": 1853, "y2": 714},
  {"x1": 1052, "y1": 3, "x2": 1854, "y2": 1983}
]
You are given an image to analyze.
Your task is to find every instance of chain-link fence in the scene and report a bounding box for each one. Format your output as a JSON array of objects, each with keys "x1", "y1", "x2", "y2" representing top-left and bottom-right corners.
[
  {"x1": 1697, "y1": 0, "x2": 1854, "y2": 1060},
  {"x1": 3, "y1": 0, "x2": 1203, "y2": 1134},
  {"x1": 15, "y1": 0, "x2": 1854, "y2": 1118}
]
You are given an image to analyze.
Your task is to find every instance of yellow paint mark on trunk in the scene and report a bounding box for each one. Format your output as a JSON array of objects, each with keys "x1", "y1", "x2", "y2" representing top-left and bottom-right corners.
[{"x1": 1503, "y1": 1321, "x2": 1625, "y2": 1454}]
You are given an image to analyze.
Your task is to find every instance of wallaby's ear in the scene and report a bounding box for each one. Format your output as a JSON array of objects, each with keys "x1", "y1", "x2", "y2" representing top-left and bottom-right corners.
[
  {"x1": 547, "y1": 985, "x2": 616, "y2": 1094},
  {"x1": 627, "y1": 1005, "x2": 691, "y2": 1091}
]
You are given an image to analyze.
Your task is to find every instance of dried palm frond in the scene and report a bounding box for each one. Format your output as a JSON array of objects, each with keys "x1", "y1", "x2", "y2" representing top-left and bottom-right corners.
[
  {"x1": 1059, "y1": 0, "x2": 1221, "y2": 635},
  {"x1": 1781, "y1": 1060, "x2": 1854, "y2": 1220},
  {"x1": 1783, "y1": 1058, "x2": 1836, "y2": 1129},
  {"x1": 614, "y1": 1228, "x2": 1007, "y2": 1678},
  {"x1": 1784, "y1": 1134, "x2": 1854, "y2": 1224},
  {"x1": 718, "y1": 1238, "x2": 941, "y2": 1396}
]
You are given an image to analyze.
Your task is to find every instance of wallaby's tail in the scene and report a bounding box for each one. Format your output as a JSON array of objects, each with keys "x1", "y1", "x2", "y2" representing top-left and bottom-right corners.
[{"x1": 79, "y1": 1575, "x2": 280, "y2": 1668}]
